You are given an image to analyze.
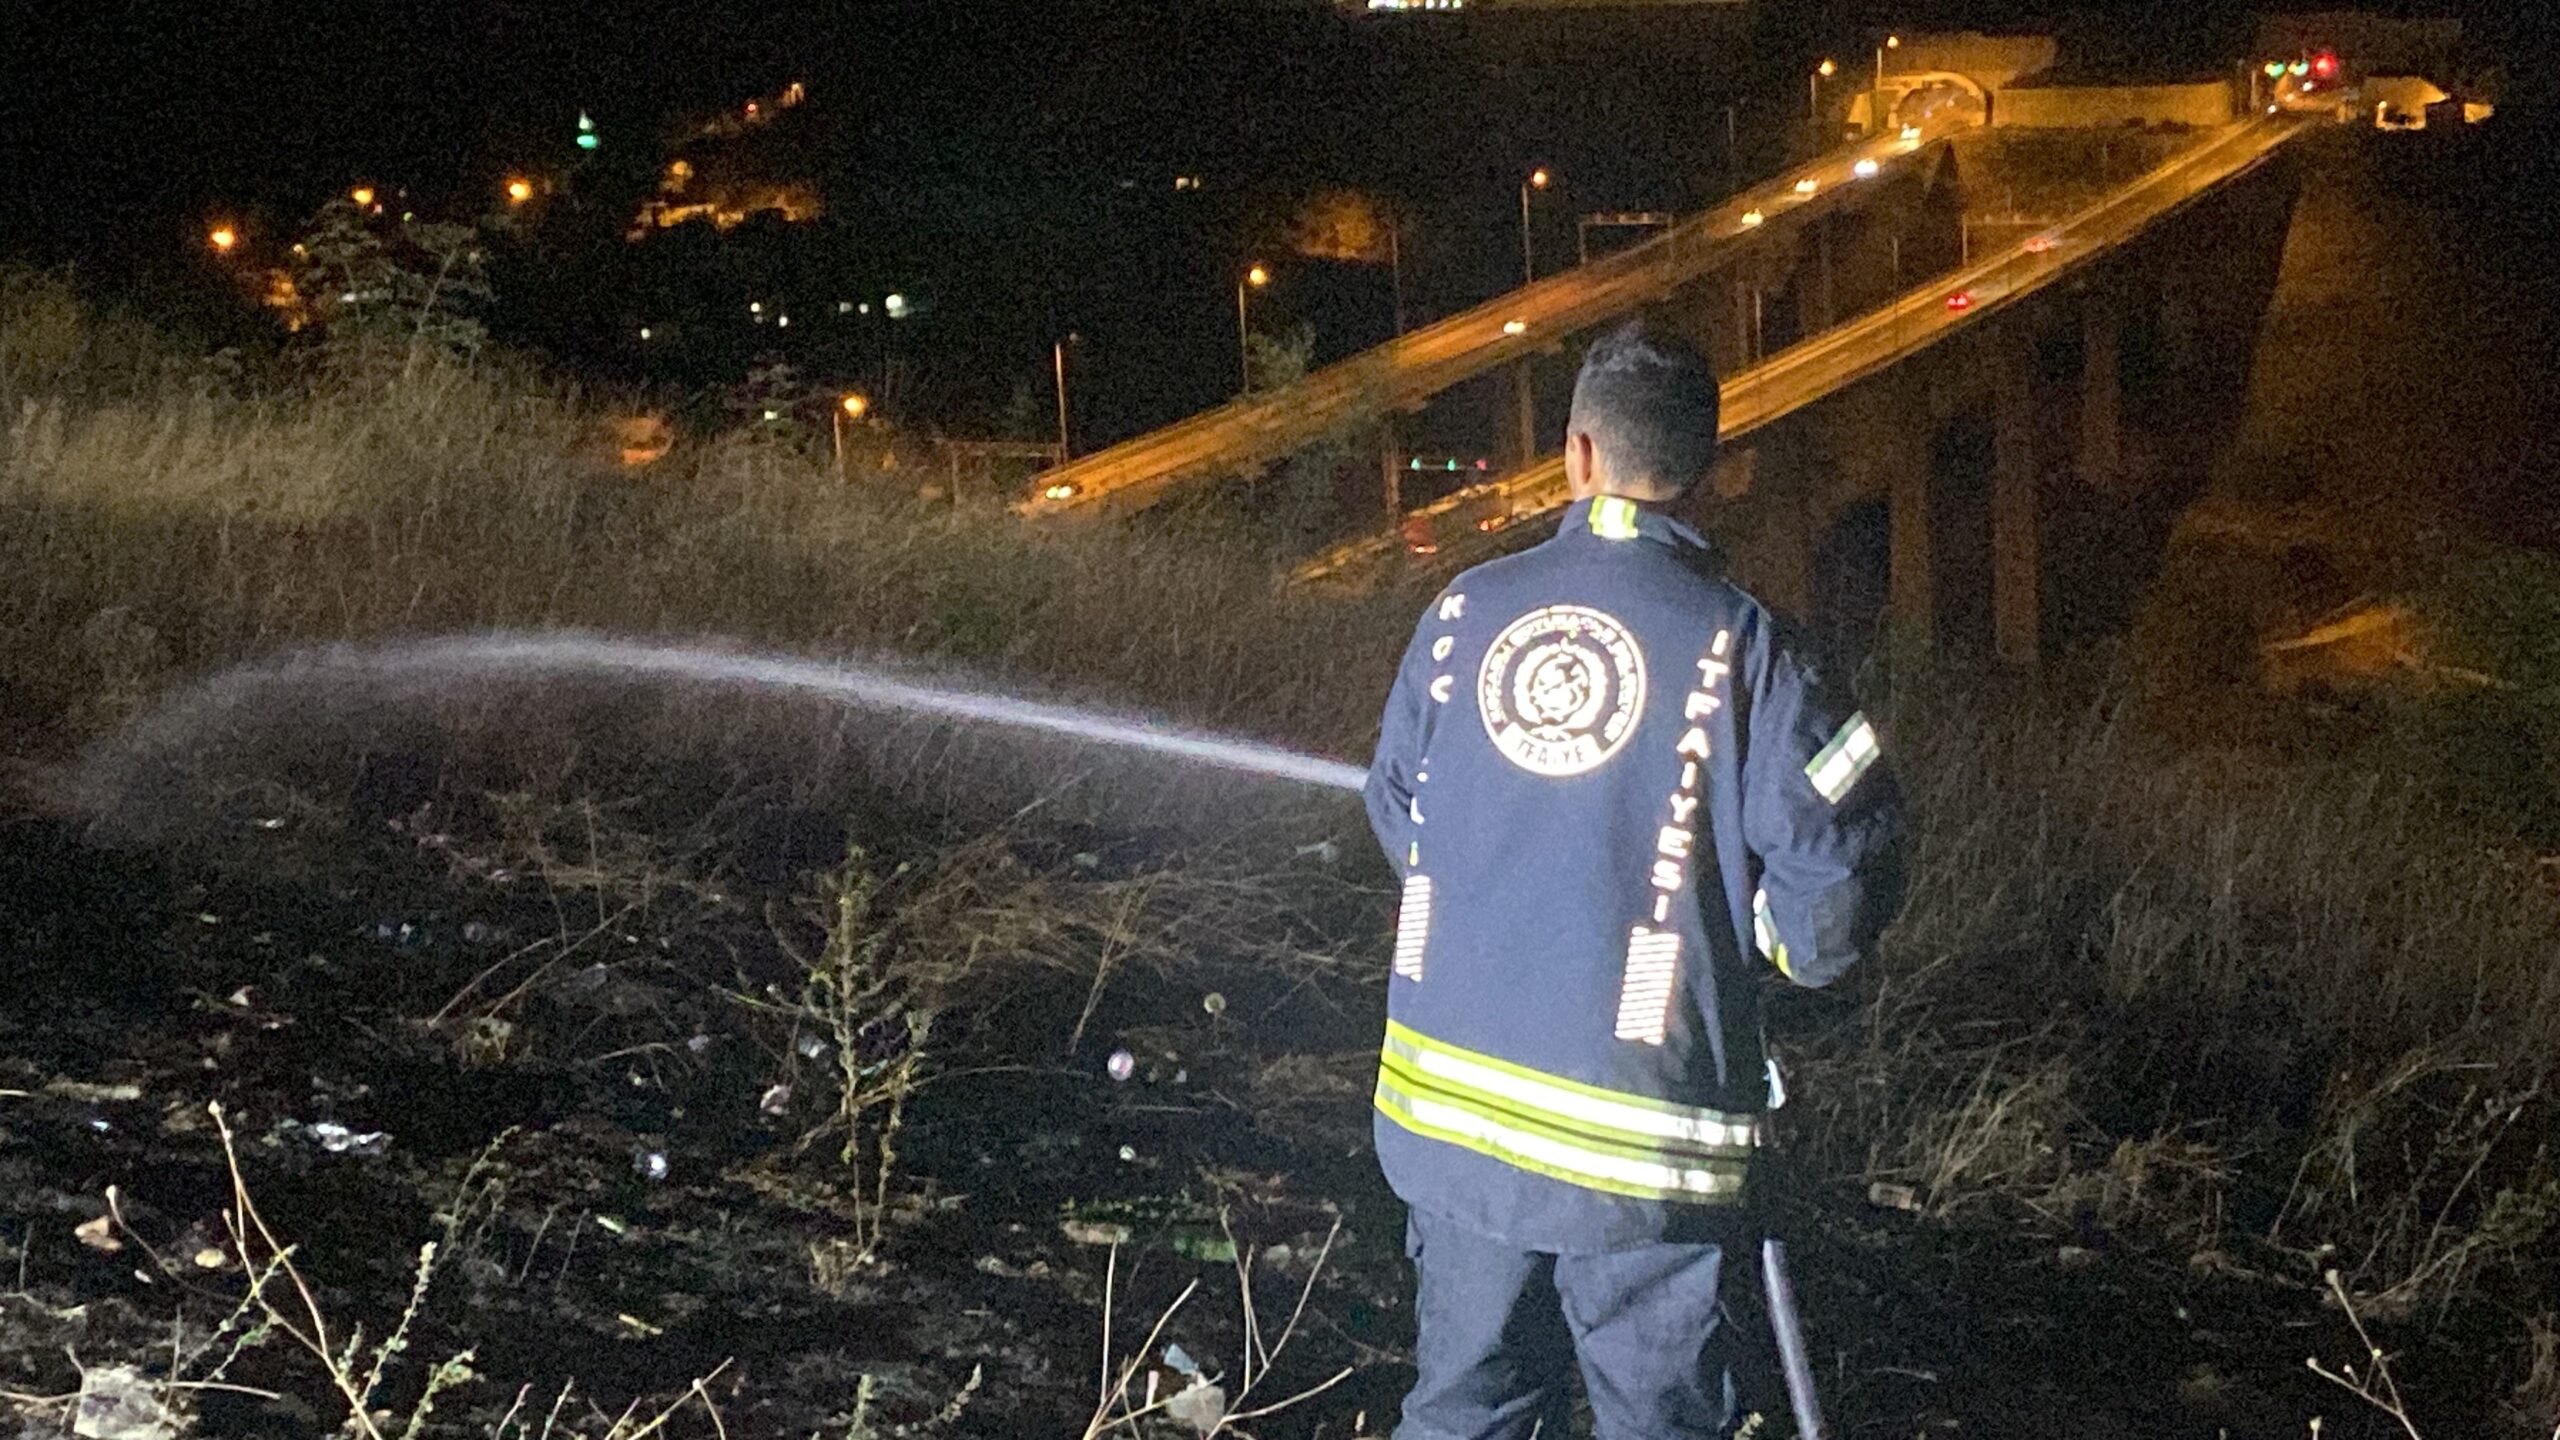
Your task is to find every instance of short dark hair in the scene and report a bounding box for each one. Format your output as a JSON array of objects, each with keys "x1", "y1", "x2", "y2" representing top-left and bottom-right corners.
[{"x1": 1567, "y1": 319, "x2": 1720, "y2": 501}]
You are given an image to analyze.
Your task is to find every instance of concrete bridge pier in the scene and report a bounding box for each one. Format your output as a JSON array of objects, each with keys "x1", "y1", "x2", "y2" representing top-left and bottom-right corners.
[
  {"x1": 1990, "y1": 330, "x2": 2041, "y2": 665},
  {"x1": 2078, "y1": 289, "x2": 2123, "y2": 491}
]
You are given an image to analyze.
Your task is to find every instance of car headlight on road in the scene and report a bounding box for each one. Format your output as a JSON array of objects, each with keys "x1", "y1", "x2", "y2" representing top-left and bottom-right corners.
[
  {"x1": 1794, "y1": 178, "x2": 1818, "y2": 196},
  {"x1": 1852, "y1": 158, "x2": 1880, "y2": 179},
  {"x1": 1740, "y1": 209, "x2": 1764, "y2": 227}
]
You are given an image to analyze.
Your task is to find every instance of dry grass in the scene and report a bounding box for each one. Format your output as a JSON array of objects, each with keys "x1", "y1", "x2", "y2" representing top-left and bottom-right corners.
[
  {"x1": 0, "y1": 271, "x2": 1409, "y2": 758},
  {"x1": 1809, "y1": 678, "x2": 2560, "y2": 1308},
  {"x1": 8, "y1": 269, "x2": 2560, "y2": 1370}
]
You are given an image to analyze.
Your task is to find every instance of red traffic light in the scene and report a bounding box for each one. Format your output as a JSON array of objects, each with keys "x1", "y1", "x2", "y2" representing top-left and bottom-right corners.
[{"x1": 2311, "y1": 50, "x2": 2339, "y2": 80}]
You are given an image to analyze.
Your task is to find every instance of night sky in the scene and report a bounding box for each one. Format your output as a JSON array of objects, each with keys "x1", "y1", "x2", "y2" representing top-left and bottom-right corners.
[{"x1": 5, "y1": 0, "x2": 2546, "y2": 447}]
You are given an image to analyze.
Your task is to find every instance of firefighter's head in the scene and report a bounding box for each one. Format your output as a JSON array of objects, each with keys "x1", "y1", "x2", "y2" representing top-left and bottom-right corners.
[{"x1": 1564, "y1": 319, "x2": 1720, "y2": 506}]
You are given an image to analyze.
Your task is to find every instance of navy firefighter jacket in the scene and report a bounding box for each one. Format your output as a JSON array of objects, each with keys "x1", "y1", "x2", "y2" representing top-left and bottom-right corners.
[{"x1": 1365, "y1": 495, "x2": 1903, "y2": 1252}]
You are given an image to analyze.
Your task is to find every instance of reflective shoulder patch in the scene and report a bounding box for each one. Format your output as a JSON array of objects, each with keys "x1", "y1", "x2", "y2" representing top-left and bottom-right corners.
[{"x1": 1805, "y1": 711, "x2": 1879, "y2": 805}]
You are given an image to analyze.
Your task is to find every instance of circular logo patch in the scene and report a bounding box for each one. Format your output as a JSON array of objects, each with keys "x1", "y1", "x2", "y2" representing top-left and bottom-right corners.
[{"x1": 1477, "y1": 605, "x2": 1647, "y2": 777}]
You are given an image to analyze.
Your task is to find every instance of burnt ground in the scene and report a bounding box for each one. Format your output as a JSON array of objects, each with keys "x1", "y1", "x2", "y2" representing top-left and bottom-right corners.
[{"x1": 0, "y1": 769, "x2": 2467, "y2": 1440}]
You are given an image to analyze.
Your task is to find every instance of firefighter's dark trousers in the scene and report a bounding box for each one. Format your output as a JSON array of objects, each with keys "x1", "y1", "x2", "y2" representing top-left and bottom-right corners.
[{"x1": 1395, "y1": 1208, "x2": 1738, "y2": 1440}]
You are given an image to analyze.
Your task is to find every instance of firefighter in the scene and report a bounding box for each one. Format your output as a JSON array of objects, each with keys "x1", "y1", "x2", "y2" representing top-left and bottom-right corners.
[{"x1": 1364, "y1": 320, "x2": 1903, "y2": 1439}]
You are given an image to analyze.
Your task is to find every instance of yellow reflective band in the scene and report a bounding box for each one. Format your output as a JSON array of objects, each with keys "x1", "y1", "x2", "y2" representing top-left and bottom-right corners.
[
  {"x1": 1806, "y1": 712, "x2": 1879, "y2": 804},
  {"x1": 1376, "y1": 1082, "x2": 1750, "y2": 1202},
  {"x1": 1382, "y1": 1021, "x2": 1758, "y2": 1151},
  {"x1": 1753, "y1": 888, "x2": 1793, "y2": 979},
  {"x1": 1378, "y1": 1050, "x2": 1737, "y2": 1168},
  {"x1": 1589, "y1": 496, "x2": 1641, "y2": 540}
]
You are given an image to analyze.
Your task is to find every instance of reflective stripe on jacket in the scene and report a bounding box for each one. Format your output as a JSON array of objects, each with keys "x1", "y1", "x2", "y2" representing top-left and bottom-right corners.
[{"x1": 1364, "y1": 497, "x2": 1903, "y2": 1250}]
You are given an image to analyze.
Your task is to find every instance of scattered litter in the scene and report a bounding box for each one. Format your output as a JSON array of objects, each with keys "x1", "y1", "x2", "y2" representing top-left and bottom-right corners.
[
  {"x1": 227, "y1": 986, "x2": 257, "y2": 1007},
  {"x1": 1163, "y1": 1343, "x2": 1202, "y2": 1377},
  {"x1": 460, "y1": 920, "x2": 505, "y2": 946},
  {"x1": 1294, "y1": 839, "x2": 1342, "y2": 864},
  {"x1": 192, "y1": 1247, "x2": 227, "y2": 1270},
  {"x1": 74, "y1": 1364, "x2": 176, "y2": 1440},
  {"x1": 1170, "y1": 1232, "x2": 1237, "y2": 1262},
  {"x1": 74, "y1": 1215, "x2": 121, "y2": 1252},
  {"x1": 44, "y1": 1079, "x2": 143, "y2": 1104},
  {"x1": 595, "y1": 1215, "x2": 629, "y2": 1236},
  {"x1": 251, "y1": 815, "x2": 287, "y2": 830},
  {"x1": 2057, "y1": 1244, "x2": 2097, "y2": 1269},
  {"x1": 194, "y1": 912, "x2": 221, "y2": 926},
  {"x1": 1061, "y1": 1218, "x2": 1133, "y2": 1246},
  {"x1": 634, "y1": 1151, "x2": 670, "y2": 1182},
  {"x1": 460, "y1": 1016, "x2": 515, "y2": 1066},
  {"x1": 615, "y1": 1313, "x2": 665, "y2": 1338},
  {"x1": 1201, "y1": 992, "x2": 1227, "y2": 1017},
  {"x1": 1072, "y1": 852, "x2": 1102, "y2": 869},
  {"x1": 274, "y1": 1118, "x2": 391, "y2": 1156},
  {"x1": 796, "y1": 1035, "x2": 829, "y2": 1060},
  {"x1": 1117, "y1": 1145, "x2": 1138, "y2": 1162},
  {"x1": 758, "y1": 1084, "x2": 792, "y2": 1116},
  {"x1": 369, "y1": 920, "x2": 427, "y2": 949},
  {"x1": 1165, "y1": 1378, "x2": 1228, "y2": 1436},
  {"x1": 1106, "y1": 1049, "x2": 1136, "y2": 1082},
  {"x1": 88, "y1": 1117, "x2": 112, "y2": 1133},
  {"x1": 686, "y1": 1034, "x2": 711, "y2": 1054},
  {"x1": 1866, "y1": 1182, "x2": 1920, "y2": 1212}
]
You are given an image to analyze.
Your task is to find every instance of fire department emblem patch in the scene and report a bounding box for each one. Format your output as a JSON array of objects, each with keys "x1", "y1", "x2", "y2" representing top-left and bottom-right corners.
[{"x1": 1477, "y1": 605, "x2": 1647, "y2": 777}]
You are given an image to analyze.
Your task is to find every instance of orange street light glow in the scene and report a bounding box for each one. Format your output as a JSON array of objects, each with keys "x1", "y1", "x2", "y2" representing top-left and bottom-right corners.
[
  {"x1": 1501, "y1": 319, "x2": 1528, "y2": 335},
  {"x1": 505, "y1": 177, "x2": 535, "y2": 204},
  {"x1": 1817, "y1": 58, "x2": 1838, "y2": 77},
  {"x1": 1245, "y1": 263, "x2": 1270, "y2": 287},
  {"x1": 840, "y1": 393, "x2": 869, "y2": 418},
  {"x1": 1529, "y1": 168, "x2": 1551, "y2": 189},
  {"x1": 350, "y1": 186, "x2": 375, "y2": 207},
  {"x1": 208, "y1": 226, "x2": 239, "y2": 253},
  {"x1": 1043, "y1": 482, "x2": 1078, "y2": 501}
]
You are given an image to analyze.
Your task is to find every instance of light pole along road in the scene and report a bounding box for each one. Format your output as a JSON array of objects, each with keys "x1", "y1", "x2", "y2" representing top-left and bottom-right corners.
[
  {"x1": 1018, "y1": 118, "x2": 1978, "y2": 520},
  {"x1": 1293, "y1": 113, "x2": 2319, "y2": 586}
]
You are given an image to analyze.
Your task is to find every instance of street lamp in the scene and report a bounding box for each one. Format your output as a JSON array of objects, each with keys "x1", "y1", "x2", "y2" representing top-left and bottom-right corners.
[
  {"x1": 1874, "y1": 34, "x2": 1900, "y2": 132},
  {"x1": 1812, "y1": 57, "x2": 1837, "y2": 124},
  {"x1": 207, "y1": 225, "x2": 238, "y2": 255},
  {"x1": 833, "y1": 392, "x2": 870, "y2": 480},
  {"x1": 1519, "y1": 167, "x2": 1551, "y2": 285},
  {"x1": 1051, "y1": 333, "x2": 1079, "y2": 461},
  {"x1": 1237, "y1": 263, "x2": 1269, "y2": 393},
  {"x1": 505, "y1": 177, "x2": 535, "y2": 206},
  {"x1": 350, "y1": 186, "x2": 375, "y2": 208}
]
